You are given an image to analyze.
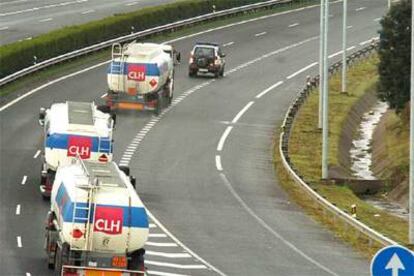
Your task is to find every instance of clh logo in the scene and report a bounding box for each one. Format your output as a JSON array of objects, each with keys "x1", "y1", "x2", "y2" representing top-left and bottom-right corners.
[
  {"x1": 127, "y1": 64, "x2": 146, "y2": 81},
  {"x1": 67, "y1": 136, "x2": 92, "y2": 159},
  {"x1": 94, "y1": 206, "x2": 123, "y2": 235}
]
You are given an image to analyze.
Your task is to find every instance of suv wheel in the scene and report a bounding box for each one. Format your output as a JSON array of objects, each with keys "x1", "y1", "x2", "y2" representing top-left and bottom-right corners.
[{"x1": 189, "y1": 70, "x2": 196, "y2": 77}]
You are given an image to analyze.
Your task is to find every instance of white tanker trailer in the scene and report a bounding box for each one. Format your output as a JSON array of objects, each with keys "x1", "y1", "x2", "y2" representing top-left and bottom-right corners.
[
  {"x1": 44, "y1": 159, "x2": 149, "y2": 275},
  {"x1": 106, "y1": 42, "x2": 174, "y2": 115}
]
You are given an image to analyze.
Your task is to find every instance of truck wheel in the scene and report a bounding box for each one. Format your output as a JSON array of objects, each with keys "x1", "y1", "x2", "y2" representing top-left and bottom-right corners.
[
  {"x1": 166, "y1": 78, "x2": 174, "y2": 105},
  {"x1": 219, "y1": 66, "x2": 225, "y2": 77},
  {"x1": 54, "y1": 243, "x2": 69, "y2": 275},
  {"x1": 119, "y1": 165, "x2": 130, "y2": 176},
  {"x1": 188, "y1": 70, "x2": 196, "y2": 77},
  {"x1": 128, "y1": 249, "x2": 145, "y2": 275},
  {"x1": 155, "y1": 95, "x2": 162, "y2": 116},
  {"x1": 214, "y1": 70, "x2": 220, "y2": 78}
]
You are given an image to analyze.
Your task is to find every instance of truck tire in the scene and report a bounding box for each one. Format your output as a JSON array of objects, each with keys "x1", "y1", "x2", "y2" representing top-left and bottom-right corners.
[
  {"x1": 97, "y1": 104, "x2": 111, "y2": 114},
  {"x1": 119, "y1": 166, "x2": 130, "y2": 176},
  {"x1": 188, "y1": 70, "x2": 196, "y2": 77},
  {"x1": 219, "y1": 66, "x2": 225, "y2": 77},
  {"x1": 166, "y1": 78, "x2": 174, "y2": 105},
  {"x1": 128, "y1": 249, "x2": 145, "y2": 275},
  {"x1": 155, "y1": 95, "x2": 162, "y2": 116}
]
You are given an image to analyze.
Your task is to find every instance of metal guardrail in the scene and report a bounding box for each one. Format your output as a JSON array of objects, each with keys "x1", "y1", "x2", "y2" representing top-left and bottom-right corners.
[
  {"x1": 0, "y1": 0, "x2": 294, "y2": 87},
  {"x1": 279, "y1": 41, "x2": 399, "y2": 247}
]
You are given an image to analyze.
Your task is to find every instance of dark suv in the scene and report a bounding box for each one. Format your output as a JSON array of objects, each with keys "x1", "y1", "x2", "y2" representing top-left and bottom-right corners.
[{"x1": 188, "y1": 42, "x2": 225, "y2": 78}]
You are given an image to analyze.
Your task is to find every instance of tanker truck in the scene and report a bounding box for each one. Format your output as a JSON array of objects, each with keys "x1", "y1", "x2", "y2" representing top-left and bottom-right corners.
[
  {"x1": 106, "y1": 42, "x2": 174, "y2": 115},
  {"x1": 44, "y1": 159, "x2": 149, "y2": 275},
  {"x1": 38, "y1": 101, "x2": 115, "y2": 199}
]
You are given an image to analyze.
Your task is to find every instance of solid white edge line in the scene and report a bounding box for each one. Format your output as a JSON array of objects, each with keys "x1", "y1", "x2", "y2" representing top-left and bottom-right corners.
[
  {"x1": 217, "y1": 126, "x2": 233, "y2": 151},
  {"x1": 146, "y1": 251, "x2": 191, "y2": 258},
  {"x1": 33, "y1": 150, "x2": 41, "y2": 159},
  {"x1": 145, "y1": 260, "x2": 206, "y2": 269},
  {"x1": 286, "y1": 62, "x2": 318, "y2": 79},
  {"x1": 17, "y1": 236, "x2": 22, "y2": 248},
  {"x1": 219, "y1": 173, "x2": 338, "y2": 276},
  {"x1": 21, "y1": 175, "x2": 27, "y2": 185},
  {"x1": 231, "y1": 101, "x2": 254, "y2": 124},
  {"x1": 255, "y1": 81, "x2": 283, "y2": 99},
  {"x1": 16, "y1": 204, "x2": 21, "y2": 215},
  {"x1": 147, "y1": 210, "x2": 226, "y2": 276},
  {"x1": 100, "y1": 93, "x2": 107, "y2": 98},
  {"x1": 215, "y1": 155, "x2": 223, "y2": 171}
]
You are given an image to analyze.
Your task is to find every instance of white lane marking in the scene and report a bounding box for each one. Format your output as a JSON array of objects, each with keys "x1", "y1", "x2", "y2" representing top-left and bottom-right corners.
[
  {"x1": 81, "y1": 9, "x2": 94, "y2": 15},
  {"x1": 16, "y1": 204, "x2": 21, "y2": 215},
  {"x1": 126, "y1": 1, "x2": 140, "y2": 6},
  {"x1": 288, "y1": 22, "x2": 300, "y2": 28},
  {"x1": 0, "y1": 26, "x2": 9, "y2": 31},
  {"x1": 231, "y1": 101, "x2": 254, "y2": 124},
  {"x1": 147, "y1": 211, "x2": 226, "y2": 276},
  {"x1": 100, "y1": 93, "x2": 107, "y2": 98},
  {"x1": 359, "y1": 36, "x2": 379, "y2": 46},
  {"x1": 223, "y1": 41, "x2": 234, "y2": 47},
  {"x1": 0, "y1": 0, "x2": 88, "y2": 16},
  {"x1": 146, "y1": 251, "x2": 191, "y2": 258},
  {"x1": 148, "y1": 233, "x2": 167, "y2": 238},
  {"x1": 146, "y1": 270, "x2": 190, "y2": 276},
  {"x1": 17, "y1": 236, "x2": 22, "y2": 248},
  {"x1": 26, "y1": 273, "x2": 31, "y2": 276},
  {"x1": 256, "y1": 81, "x2": 284, "y2": 99},
  {"x1": 219, "y1": 173, "x2": 338, "y2": 276},
  {"x1": 329, "y1": 50, "x2": 342, "y2": 59},
  {"x1": 1, "y1": 2, "x2": 322, "y2": 113},
  {"x1": 1, "y1": 0, "x2": 30, "y2": 5},
  {"x1": 355, "y1": 7, "x2": 366, "y2": 12},
  {"x1": 215, "y1": 155, "x2": 223, "y2": 171},
  {"x1": 145, "y1": 260, "x2": 206, "y2": 270},
  {"x1": 39, "y1": 18, "x2": 52, "y2": 23},
  {"x1": 254, "y1": 31, "x2": 267, "y2": 37},
  {"x1": 374, "y1": 17, "x2": 381, "y2": 22},
  {"x1": 347, "y1": 25, "x2": 353, "y2": 29},
  {"x1": 146, "y1": 242, "x2": 178, "y2": 247},
  {"x1": 149, "y1": 223, "x2": 157, "y2": 228},
  {"x1": 217, "y1": 126, "x2": 233, "y2": 152},
  {"x1": 347, "y1": 46, "x2": 356, "y2": 51},
  {"x1": 286, "y1": 62, "x2": 318, "y2": 79},
  {"x1": 33, "y1": 150, "x2": 41, "y2": 159},
  {"x1": 21, "y1": 175, "x2": 27, "y2": 185}
]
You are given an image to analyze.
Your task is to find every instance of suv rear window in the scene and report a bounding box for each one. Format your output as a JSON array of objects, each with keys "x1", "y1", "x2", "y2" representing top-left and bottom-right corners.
[{"x1": 194, "y1": 47, "x2": 215, "y2": 58}]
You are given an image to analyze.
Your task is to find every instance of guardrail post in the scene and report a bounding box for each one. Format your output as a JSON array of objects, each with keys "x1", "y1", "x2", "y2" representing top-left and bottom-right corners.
[{"x1": 33, "y1": 56, "x2": 37, "y2": 65}]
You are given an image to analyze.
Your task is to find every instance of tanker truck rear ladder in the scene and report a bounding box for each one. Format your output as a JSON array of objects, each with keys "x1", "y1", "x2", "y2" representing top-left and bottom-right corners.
[{"x1": 111, "y1": 43, "x2": 126, "y2": 92}]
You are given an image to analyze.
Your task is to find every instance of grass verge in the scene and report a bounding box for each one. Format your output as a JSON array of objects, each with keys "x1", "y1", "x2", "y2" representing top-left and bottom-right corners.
[
  {"x1": 0, "y1": 0, "x2": 318, "y2": 98},
  {"x1": 274, "y1": 55, "x2": 410, "y2": 257}
]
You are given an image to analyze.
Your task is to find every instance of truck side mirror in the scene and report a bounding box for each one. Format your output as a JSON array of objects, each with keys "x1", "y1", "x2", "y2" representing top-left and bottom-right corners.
[
  {"x1": 39, "y1": 107, "x2": 46, "y2": 126},
  {"x1": 130, "y1": 176, "x2": 136, "y2": 189}
]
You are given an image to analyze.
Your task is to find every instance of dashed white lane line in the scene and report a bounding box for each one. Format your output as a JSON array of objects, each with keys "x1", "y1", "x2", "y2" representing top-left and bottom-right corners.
[
  {"x1": 81, "y1": 9, "x2": 94, "y2": 15},
  {"x1": 255, "y1": 81, "x2": 284, "y2": 99},
  {"x1": 0, "y1": 0, "x2": 88, "y2": 16},
  {"x1": 215, "y1": 155, "x2": 223, "y2": 171},
  {"x1": 286, "y1": 62, "x2": 318, "y2": 80},
  {"x1": 25, "y1": 273, "x2": 31, "y2": 276},
  {"x1": 16, "y1": 204, "x2": 21, "y2": 215},
  {"x1": 374, "y1": 17, "x2": 381, "y2": 22},
  {"x1": 39, "y1": 18, "x2": 52, "y2": 23},
  {"x1": 126, "y1": 1, "x2": 140, "y2": 6},
  {"x1": 223, "y1": 41, "x2": 234, "y2": 47},
  {"x1": 33, "y1": 150, "x2": 41, "y2": 159},
  {"x1": 355, "y1": 7, "x2": 366, "y2": 12},
  {"x1": 146, "y1": 242, "x2": 178, "y2": 247},
  {"x1": 145, "y1": 260, "x2": 206, "y2": 270},
  {"x1": 231, "y1": 101, "x2": 254, "y2": 124},
  {"x1": 217, "y1": 126, "x2": 233, "y2": 151},
  {"x1": 347, "y1": 25, "x2": 353, "y2": 29},
  {"x1": 0, "y1": 26, "x2": 9, "y2": 31},
  {"x1": 21, "y1": 175, "x2": 27, "y2": 185},
  {"x1": 146, "y1": 251, "x2": 191, "y2": 258},
  {"x1": 101, "y1": 93, "x2": 107, "y2": 98},
  {"x1": 17, "y1": 236, "x2": 22, "y2": 248},
  {"x1": 147, "y1": 270, "x2": 190, "y2": 276},
  {"x1": 254, "y1": 31, "x2": 267, "y2": 37},
  {"x1": 288, "y1": 22, "x2": 300, "y2": 28}
]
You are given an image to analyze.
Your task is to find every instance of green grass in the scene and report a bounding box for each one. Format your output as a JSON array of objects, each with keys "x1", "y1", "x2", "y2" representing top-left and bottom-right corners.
[
  {"x1": 275, "y1": 55, "x2": 410, "y2": 257},
  {"x1": 0, "y1": 0, "x2": 318, "y2": 98}
]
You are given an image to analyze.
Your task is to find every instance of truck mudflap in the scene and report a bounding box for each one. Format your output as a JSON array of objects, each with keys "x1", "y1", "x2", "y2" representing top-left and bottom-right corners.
[{"x1": 61, "y1": 265, "x2": 147, "y2": 276}]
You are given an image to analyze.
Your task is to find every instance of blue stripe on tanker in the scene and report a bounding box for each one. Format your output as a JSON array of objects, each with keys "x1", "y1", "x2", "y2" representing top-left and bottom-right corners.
[
  {"x1": 107, "y1": 62, "x2": 161, "y2": 76},
  {"x1": 56, "y1": 181, "x2": 148, "y2": 229},
  {"x1": 45, "y1": 133, "x2": 112, "y2": 154}
]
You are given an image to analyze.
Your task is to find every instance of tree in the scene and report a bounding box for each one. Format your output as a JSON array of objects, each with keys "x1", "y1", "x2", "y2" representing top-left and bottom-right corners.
[{"x1": 377, "y1": 0, "x2": 412, "y2": 113}]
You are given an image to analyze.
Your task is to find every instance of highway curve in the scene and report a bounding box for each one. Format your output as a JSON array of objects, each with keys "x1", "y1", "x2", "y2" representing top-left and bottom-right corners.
[
  {"x1": 0, "y1": 0, "x2": 176, "y2": 45},
  {"x1": 0, "y1": 0, "x2": 388, "y2": 275}
]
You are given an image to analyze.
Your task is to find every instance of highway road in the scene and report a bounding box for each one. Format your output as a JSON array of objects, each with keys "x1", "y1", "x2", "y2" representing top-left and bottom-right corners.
[
  {"x1": 0, "y1": 0, "x2": 388, "y2": 275},
  {"x1": 0, "y1": 0, "x2": 176, "y2": 45}
]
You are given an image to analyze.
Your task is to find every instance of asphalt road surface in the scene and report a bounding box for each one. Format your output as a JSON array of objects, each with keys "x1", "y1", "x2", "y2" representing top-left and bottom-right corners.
[
  {"x1": 0, "y1": 0, "x2": 389, "y2": 275},
  {"x1": 0, "y1": 0, "x2": 177, "y2": 45}
]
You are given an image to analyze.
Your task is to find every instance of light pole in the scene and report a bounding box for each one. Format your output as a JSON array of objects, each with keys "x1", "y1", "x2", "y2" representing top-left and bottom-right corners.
[
  {"x1": 319, "y1": 0, "x2": 325, "y2": 129},
  {"x1": 409, "y1": 0, "x2": 414, "y2": 245},
  {"x1": 321, "y1": 0, "x2": 329, "y2": 179},
  {"x1": 341, "y1": 0, "x2": 348, "y2": 93}
]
